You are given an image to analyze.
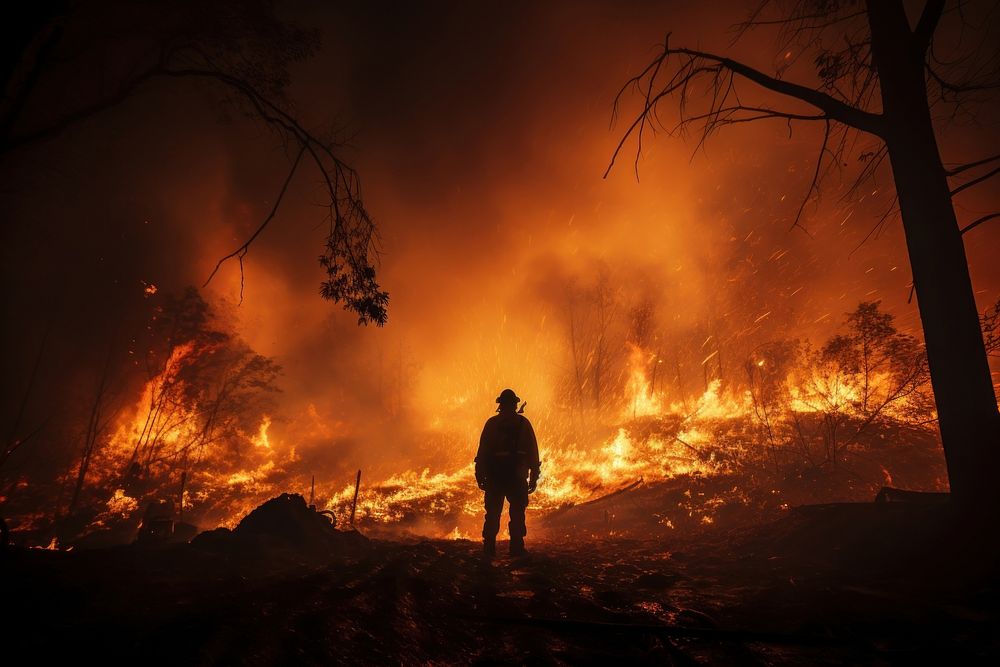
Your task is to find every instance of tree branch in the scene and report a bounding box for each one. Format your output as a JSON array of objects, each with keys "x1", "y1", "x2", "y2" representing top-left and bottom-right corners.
[
  {"x1": 607, "y1": 40, "x2": 887, "y2": 182},
  {"x1": 960, "y1": 212, "x2": 1000, "y2": 235},
  {"x1": 670, "y1": 46, "x2": 884, "y2": 134},
  {"x1": 203, "y1": 144, "x2": 306, "y2": 304},
  {"x1": 160, "y1": 67, "x2": 387, "y2": 324},
  {"x1": 927, "y1": 61, "x2": 1000, "y2": 96},
  {"x1": 790, "y1": 119, "x2": 830, "y2": 235},
  {"x1": 945, "y1": 152, "x2": 1000, "y2": 176},
  {"x1": 950, "y1": 164, "x2": 1000, "y2": 196}
]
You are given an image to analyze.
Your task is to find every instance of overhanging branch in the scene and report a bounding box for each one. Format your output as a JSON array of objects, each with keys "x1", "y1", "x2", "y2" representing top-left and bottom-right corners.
[
  {"x1": 160, "y1": 67, "x2": 387, "y2": 325},
  {"x1": 961, "y1": 212, "x2": 1000, "y2": 235},
  {"x1": 950, "y1": 164, "x2": 1000, "y2": 197},
  {"x1": 790, "y1": 119, "x2": 831, "y2": 235},
  {"x1": 669, "y1": 46, "x2": 884, "y2": 135},
  {"x1": 203, "y1": 144, "x2": 306, "y2": 303},
  {"x1": 606, "y1": 39, "x2": 885, "y2": 183},
  {"x1": 945, "y1": 153, "x2": 1000, "y2": 177}
]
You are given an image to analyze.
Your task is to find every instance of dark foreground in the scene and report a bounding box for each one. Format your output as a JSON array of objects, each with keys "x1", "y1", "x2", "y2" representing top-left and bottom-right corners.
[{"x1": 5, "y1": 503, "x2": 999, "y2": 665}]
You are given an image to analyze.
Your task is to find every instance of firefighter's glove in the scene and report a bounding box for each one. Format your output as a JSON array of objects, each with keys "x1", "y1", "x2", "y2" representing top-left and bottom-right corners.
[
  {"x1": 527, "y1": 471, "x2": 539, "y2": 494},
  {"x1": 475, "y1": 461, "x2": 486, "y2": 490}
]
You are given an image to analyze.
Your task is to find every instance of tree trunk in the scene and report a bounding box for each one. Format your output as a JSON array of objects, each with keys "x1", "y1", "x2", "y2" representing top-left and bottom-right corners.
[{"x1": 869, "y1": 0, "x2": 1000, "y2": 511}]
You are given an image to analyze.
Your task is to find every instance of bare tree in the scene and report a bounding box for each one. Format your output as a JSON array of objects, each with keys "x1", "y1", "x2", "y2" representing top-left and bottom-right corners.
[
  {"x1": 75, "y1": 289, "x2": 286, "y2": 515},
  {"x1": 609, "y1": 0, "x2": 1000, "y2": 511},
  {"x1": 746, "y1": 340, "x2": 798, "y2": 470},
  {"x1": 68, "y1": 345, "x2": 121, "y2": 516},
  {"x1": 559, "y1": 280, "x2": 589, "y2": 416},
  {"x1": 589, "y1": 269, "x2": 619, "y2": 410}
]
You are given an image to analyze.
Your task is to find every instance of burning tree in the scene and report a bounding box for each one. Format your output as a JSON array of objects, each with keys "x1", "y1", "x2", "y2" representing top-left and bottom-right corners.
[
  {"x1": 788, "y1": 302, "x2": 933, "y2": 470},
  {"x1": 550, "y1": 265, "x2": 627, "y2": 419},
  {"x1": 71, "y1": 289, "x2": 283, "y2": 537},
  {"x1": 745, "y1": 339, "x2": 798, "y2": 469},
  {"x1": 609, "y1": 0, "x2": 1000, "y2": 511}
]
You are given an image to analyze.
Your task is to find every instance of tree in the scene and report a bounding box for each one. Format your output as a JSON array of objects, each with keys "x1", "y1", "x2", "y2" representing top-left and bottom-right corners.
[
  {"x1": 609, "y1": 0, "x2": 1000, "y2": 510},
  {"x1": 68, "y1": 345, "x2": 121, "y2": 516},
  {"x1": 799, "y1": 301, "x2": 933, "y2": 464},
  {"x1": 120, "y1": 289, "x2": 281, "y2": 482},
  {"x1": 82, "y1": 288, "x2": 284, "y2": 517},
  {"x1": 588, "y1": 268, "x2": 619, "y2": 411},
  {"x1": 822, "y1": 302, "x2": 929, "y2": 419},
  {"x1": 0, "y1": 0, "x2": 387, "y2": 324},
  {"x1": 548, "y1": 265, "x2": 624, "y2": 416},
  {"x1": 745, "y1": 339, "x2": 798, "y2": 469}
]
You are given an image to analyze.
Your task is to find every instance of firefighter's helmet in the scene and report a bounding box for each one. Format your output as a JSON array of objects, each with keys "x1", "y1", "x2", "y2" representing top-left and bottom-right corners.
[{"x1": 495, "y1": 388, "x2": 520, "y2": 405}]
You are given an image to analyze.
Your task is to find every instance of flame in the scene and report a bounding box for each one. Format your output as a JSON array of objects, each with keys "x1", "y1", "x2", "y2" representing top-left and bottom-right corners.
[
  {"x1": 312, "y1": 343, "x2": 934, "y2": 537},
  {"x1": 446, "y1": 526, "x2": 472, "y2": 540},
  {"x1": 253, "y1": 416, "x2": 273, "y2": 449},
  {"x1": 622, "y1": 345, "x2": 662, "y2": 418},
  {"x1": 105, "y1": 489, "x2": 139, "y2": 518},
  {"x1": 62, "y1": 328, "x2": 935, "y2": 542},
  {"x1": 82, "y1": 342, "x2": 297, "y2": 532},
  {"x1": 679, "y1": 380, "x2": 750, "y2": 421}
]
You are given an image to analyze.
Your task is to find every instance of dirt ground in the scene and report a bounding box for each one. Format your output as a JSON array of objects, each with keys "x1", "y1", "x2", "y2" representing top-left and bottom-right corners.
[{"x1": 4, "y1": 503, "x2": 998, "y2": 665}]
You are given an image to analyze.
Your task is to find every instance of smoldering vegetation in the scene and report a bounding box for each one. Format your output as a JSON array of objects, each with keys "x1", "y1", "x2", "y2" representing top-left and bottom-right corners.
[
  {"x1": 0, "y1": 269, "x2": 954, "y2": 549},
  {"x1": 1, "y1": 0, "x2": 997, "y2": 550}
]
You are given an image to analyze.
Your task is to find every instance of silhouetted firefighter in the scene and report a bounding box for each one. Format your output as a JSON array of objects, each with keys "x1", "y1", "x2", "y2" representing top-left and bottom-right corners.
[{"x1": 475, "y1": 388, "x2": 540, "y2": 557}]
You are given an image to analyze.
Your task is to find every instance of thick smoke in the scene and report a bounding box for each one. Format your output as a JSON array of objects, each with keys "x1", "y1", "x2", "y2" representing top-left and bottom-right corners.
[{"x1": 2, "y1": 1, "x2": 998, "y2": 532}]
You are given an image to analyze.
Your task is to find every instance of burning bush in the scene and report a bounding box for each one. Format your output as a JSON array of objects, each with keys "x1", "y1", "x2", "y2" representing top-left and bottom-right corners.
[{"x1": 54, "y1": 288, "x2": 287, "y2": 544}]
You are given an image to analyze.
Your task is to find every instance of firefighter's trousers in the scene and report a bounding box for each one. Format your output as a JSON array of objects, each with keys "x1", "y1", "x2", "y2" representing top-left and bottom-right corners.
[{"x1": 482, "y1": 478, "x2": 529, "y2": 543}]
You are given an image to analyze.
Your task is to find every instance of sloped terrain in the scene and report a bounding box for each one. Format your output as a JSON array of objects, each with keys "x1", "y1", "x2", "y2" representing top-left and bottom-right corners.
[{"x1": 4, "y1": 497, "x2": 998, "y2": 665}]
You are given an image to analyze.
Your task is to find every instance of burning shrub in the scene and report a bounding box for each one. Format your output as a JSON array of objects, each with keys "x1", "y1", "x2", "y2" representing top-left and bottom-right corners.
[
  {"x1": 785, "y1": 302, "x2": 935, "y2": 470},
  {"x1": 64, "y1": 288, "x2": 287, "y2": 543}
]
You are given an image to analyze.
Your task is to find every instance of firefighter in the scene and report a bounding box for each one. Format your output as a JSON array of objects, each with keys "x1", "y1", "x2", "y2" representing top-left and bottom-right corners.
[{"x1": 475, "y1": 388, "x2": 540, "y2": 557}]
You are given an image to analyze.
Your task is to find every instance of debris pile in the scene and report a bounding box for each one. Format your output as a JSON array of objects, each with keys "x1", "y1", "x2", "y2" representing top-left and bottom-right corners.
[{"x1": 192, "y1": 493, "x2": 368, "y2": 562}]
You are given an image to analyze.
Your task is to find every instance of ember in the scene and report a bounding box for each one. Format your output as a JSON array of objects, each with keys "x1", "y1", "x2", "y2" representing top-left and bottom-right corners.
[{"x1": 1, "y1": 0, "x2": 999, "y2": 662}]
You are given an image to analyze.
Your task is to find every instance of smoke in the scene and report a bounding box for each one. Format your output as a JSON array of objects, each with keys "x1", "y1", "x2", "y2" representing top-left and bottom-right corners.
[{"x1": 2, "y1": 1, "x2": 998, "y2": 531}]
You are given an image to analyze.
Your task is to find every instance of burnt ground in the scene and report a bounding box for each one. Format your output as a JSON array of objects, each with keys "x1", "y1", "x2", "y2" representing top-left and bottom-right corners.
[{"x1": 4, "y1": 503, "x2": 999, "y2": 665}]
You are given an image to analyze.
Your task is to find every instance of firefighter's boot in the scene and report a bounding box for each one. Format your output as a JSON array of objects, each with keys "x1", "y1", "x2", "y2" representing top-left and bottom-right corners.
[{"x1": 510, "y1": 537, "x2": 526, "y2": 557}]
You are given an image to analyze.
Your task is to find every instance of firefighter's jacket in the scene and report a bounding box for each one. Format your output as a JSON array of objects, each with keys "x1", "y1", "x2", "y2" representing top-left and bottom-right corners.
[{"x1": 475, "y1": 412, "x2": 540, "y2": 481}]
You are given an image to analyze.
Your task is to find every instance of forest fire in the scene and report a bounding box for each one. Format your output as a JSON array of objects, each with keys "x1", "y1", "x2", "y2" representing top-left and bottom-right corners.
[
  {"x1": 0, "y1": 288, "x2": 945, "y2": 548},
  {"x1": 312, "y1": 327, "x2": 941, "y2": 539},
  {"x1": 1, "y1": 0, "x2": 990, "y2": 555},
  {"x1": 3, "y1": 1, "x2": 1000, "y2": 663}
]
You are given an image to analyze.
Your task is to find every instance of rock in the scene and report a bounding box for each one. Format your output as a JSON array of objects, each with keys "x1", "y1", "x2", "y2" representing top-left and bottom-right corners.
[
  {"x1": 191, "y1": 493, "x2": 368, "y2": 563},
  {"x1": 234, "y1": 493, "x2": 336, "y2": 544}
]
